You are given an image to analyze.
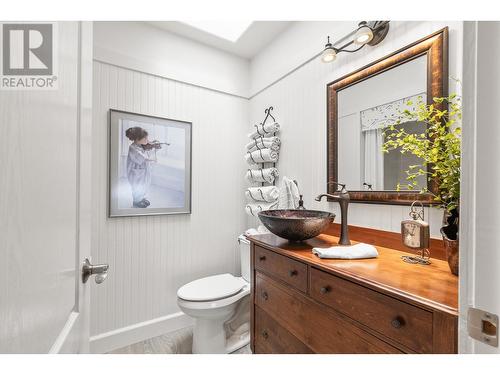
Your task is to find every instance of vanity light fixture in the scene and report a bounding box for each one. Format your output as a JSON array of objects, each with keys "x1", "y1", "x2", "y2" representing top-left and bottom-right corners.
[{"x1": 321, "y1": 21, "x2": 390, "y2": 63}]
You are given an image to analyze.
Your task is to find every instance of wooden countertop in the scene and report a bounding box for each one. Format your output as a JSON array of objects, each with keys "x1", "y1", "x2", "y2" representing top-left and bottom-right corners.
[{"x1": 248, "y1": 232, "x2": 458, "y2": 316}]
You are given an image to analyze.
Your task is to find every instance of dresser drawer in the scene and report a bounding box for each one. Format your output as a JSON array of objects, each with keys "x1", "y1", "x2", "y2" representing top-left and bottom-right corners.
[
  {"x1": 255, "y1": 272, "x2": 401, "y2": 353},
  {"x1": 254, "y1": 245, "x2": 308, "y2": 293},
  {"x1": 309, "y1": 267, "x2": 433, "y2": 353},
  {"x1": 254, "y1": 306, "x2": 313, "y2": 354}
]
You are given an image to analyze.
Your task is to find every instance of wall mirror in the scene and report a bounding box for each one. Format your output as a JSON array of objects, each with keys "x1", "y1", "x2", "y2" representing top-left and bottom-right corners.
[{"x1": 327, "y1": 28, "x2": 448, "y2": 204}]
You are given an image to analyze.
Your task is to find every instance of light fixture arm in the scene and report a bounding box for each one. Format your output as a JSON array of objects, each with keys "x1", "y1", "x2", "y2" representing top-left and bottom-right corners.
[{"x1": 321, "y1": 21, "x2": 390, "y2": 62}]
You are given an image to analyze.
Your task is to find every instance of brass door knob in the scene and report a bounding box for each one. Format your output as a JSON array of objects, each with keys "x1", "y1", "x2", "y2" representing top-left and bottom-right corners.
[
  {"x1": 261, "y1": 291, "x2": 269, "y2": 300},
  {"x1": 261, "y1": 330, "x2": 269, "y2": 339}
]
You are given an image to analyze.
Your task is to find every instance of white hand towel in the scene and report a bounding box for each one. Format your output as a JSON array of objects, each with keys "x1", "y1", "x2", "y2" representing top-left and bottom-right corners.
[
  {"x1": 245, "y1": 148, "x2": 279, "y2": 165},
  {"x1": 312, "y1": 243, "x2": 379, "y2": 259},
  {"x1": 278, "y1": 176, "x2": 300, "y2": 209},
  {"x1": 245, "y1": 225, "x2": 270, "y2": 236},
  {"x1": 245, "y1": 186, "x2": 279, "y2": 202},
  {"x1": 248, "y1": 122, "x2": 280, "y2": 139},
  {"x1": 245, "y1": 137, "x2": 281, "y2": 152},
  {"x1": 245, "y1": 201, "x2": 278, "y2": 216},
  {"x1": 245, "y1": 167, "x2": 279, "y2": 184}
]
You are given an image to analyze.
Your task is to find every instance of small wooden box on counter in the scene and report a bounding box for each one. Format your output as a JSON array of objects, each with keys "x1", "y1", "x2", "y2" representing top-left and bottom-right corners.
[{"x1": 248, "y1": 225, "x2": 458, "y2": 354}]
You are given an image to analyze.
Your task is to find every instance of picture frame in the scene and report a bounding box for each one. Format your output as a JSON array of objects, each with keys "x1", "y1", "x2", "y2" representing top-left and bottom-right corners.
[{"x1": 108, "y1": 109, "x2": 192, "y2": 217}]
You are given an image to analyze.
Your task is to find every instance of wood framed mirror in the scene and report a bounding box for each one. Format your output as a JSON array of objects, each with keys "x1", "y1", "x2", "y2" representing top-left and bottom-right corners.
[{"x1": 327, "y1": 28, "x2": 448, "y2": 205}]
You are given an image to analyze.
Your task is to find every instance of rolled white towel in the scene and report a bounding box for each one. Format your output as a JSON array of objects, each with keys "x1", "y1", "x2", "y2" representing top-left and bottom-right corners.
[
  {"x1": 245, "y1": 167, "x2": 279, "y2": 184},
  {"x1": 248, "y1": 122, "x2": 280, "y2": 139},
  {"x1": 245, "y1": 137, "x2": 281, "y2": 152},
  {"x1": 245, "y1": 186, "x2": 279, "y2": 202},
  {"x1": 245, "y1": 201, "x2": 278, "y2": 216},
  {"x1": 312, "y1": 243, "x2": 379, "y2": 259},
  {"x1": 245, "y1": 148, "x2": 279, "y2": 165}
]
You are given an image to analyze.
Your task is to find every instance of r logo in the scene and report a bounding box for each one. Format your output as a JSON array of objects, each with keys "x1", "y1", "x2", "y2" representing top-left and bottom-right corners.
[{"x1": 2, "y1": 23, "x2": 53, "y2": 75}]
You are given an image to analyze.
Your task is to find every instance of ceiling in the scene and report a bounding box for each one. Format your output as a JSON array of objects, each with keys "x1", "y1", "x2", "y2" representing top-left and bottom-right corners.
[{"x1": 147, "y1": 21, "x2": 293, "y2": 59}]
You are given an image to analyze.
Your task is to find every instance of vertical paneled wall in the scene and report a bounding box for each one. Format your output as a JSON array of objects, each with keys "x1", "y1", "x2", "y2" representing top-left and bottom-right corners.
[
  {"x1": 91, "y1": 61, "x2": 248, "y2": 338},
  {"x1": 248, "y1": 21, "x2": 464, "y2": 237}
]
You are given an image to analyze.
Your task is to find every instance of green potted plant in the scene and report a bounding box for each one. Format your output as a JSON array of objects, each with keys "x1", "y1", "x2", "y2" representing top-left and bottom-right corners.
[{"x1": 382, "y1": 93, "x2": 461, "y2": 275}]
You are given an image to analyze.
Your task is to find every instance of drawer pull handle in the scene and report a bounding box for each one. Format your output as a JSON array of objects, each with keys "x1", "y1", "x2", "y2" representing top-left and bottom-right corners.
[
  {"x1": 261, "y1": 330, "x2": 269, "y2": 339},
  {"x1": 261, "y1": 291, "x2": 269, "y2": 300},
  {"x1": 288, "y1": 269, "x2": 298, "y2": 277},
  {"x1": 391, "y1": 317, "x2": 404, "y2": 329},
  {"x1": 320, "y1": 286, "x2": 331, "y2": 294},
  {"x1": 259, "y1": 255, "x2": 266, "y2": 261}
]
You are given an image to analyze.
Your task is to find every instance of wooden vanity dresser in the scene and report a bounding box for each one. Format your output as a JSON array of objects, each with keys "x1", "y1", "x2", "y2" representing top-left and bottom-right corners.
[{"x1": 248, "y1": 225, "x2": 458, "y2": 354}]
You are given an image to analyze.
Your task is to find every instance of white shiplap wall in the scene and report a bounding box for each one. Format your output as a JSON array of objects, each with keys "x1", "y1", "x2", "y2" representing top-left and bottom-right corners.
[
  {"x1": 248, "y1": 21, "x2": 464, "y2": 237},
  {"x1": 91, "y1": 62, "x2": 248, "y2": 346}
]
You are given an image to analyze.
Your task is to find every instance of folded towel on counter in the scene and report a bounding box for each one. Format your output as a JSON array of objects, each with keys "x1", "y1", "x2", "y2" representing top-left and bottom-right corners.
[
  {"x1": 312, "y1": 243, "x2": 379, "y2": 259},
  {"x1": 244, "y1": 225, "x2": 270, "y2": 236},
  {"x1": 248, "y1": 122, "x2": 280, "y2": 139},
  {"x1": 245, "y1": 148, "x2": 279, "y2": 165},
  {"x1": 245, "y1": 201, "x2": 278, "y2": 216},
  {"x1": 245, "y1": 186, "x2": 279, "y2": 202},
  {"x1": 278, "y1": 176, "x2": 300, "y2": 209},
  {"x1": 245, "y1": 167, "x2": 279, "y2": 184},
  {"x1": 245, "y1": 136, "x2": 281, "y2": 152}
]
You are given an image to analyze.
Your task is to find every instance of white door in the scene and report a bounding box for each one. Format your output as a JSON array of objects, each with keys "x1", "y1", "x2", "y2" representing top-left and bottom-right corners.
[
  {"x1": 0, "y1": 21, "x2": 96, "y2": 353},
  {"x1": 460, "y1": 21, "x2": 500, "y2": 353}
]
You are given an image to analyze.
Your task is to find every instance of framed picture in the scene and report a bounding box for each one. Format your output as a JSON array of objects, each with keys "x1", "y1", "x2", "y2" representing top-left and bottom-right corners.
[{"x1": 108, "y1": 109, "x2": 192, "y2": 217}]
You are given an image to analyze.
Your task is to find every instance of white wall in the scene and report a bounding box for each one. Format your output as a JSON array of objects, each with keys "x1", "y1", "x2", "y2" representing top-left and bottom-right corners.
[
  {"x1": 248, "y1": 21, "x2": 464, "y2": 238},
  {"x1": 459, "y1": 21, "x2": 500, "y2": 354},
  {"x1": 94, "y1": 22, "x2": 250, "y2": 97},
  {"x1": 90, "y1": 23, "x2": 249, "y2": 353},
  {"x1": 250, "y1": 21, "x2": 356, "y2": 96}
]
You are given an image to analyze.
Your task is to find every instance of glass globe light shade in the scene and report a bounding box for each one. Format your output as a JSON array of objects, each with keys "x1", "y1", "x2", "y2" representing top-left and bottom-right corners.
[
  {"x1": 353, "y1": 24, "x2": 374, "y2": 45},
  {"x1": 321, "y1": 46, "x2": 337, "y2": 63}
]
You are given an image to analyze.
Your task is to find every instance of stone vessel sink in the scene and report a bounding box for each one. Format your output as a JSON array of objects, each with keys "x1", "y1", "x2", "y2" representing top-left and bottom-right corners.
[{"x1": 258, "y1": 209, "x2": 335, "y2": 242}]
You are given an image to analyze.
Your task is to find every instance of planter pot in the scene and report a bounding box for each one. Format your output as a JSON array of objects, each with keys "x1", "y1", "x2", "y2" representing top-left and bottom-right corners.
[
  {"x1": 441, "y1": 229, "x2": 459, "y2": 275},
  {"x1": 441, "y1": 208, "x2": 459, "y2": 276}
]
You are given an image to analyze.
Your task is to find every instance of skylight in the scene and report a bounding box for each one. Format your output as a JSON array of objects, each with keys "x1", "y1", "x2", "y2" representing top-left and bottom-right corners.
[{"x1": 181, "y1": 21, "x2": 253, "y2": 42}]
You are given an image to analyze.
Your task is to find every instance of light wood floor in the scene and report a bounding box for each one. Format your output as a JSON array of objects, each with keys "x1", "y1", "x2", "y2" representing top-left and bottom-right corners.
[{"x1": 108, "y1": 326, "x2": 251, "y2": 354}]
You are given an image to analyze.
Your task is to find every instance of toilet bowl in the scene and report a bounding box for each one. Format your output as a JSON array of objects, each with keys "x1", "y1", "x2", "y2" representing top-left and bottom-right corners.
[{"x1": 177, "y1": 235, "x2": 251, "y2": 354}]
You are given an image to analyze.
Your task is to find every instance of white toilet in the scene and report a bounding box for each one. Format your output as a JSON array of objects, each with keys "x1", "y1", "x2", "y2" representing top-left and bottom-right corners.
[{"x1": 177, "y1": 235, "x2": 251, "y2": 354}]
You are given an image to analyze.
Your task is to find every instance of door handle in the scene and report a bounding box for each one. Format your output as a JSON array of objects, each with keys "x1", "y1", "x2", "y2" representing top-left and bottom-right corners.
[{"x1": 82, "y1": 258, "x2": 109, "y2": 284}]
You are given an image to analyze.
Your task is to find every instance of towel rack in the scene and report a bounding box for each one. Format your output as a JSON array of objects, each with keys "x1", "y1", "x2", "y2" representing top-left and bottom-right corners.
[{"x1": 245, "y1": 106, "x2": 280, "y2": 217}]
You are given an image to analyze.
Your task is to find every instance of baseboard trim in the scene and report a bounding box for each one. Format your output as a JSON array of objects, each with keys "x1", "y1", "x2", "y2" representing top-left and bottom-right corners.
[{"x1": 89, "y1": 312, "x2": 193, "y2": 354}]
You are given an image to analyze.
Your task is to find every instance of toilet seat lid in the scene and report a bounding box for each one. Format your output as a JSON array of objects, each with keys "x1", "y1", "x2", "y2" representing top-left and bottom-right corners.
[{"x1": 177, "y1": 273, "x2": 246, "y2": 302}]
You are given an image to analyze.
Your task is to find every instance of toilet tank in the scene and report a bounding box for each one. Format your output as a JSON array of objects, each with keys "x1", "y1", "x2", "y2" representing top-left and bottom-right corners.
[{"x1": 238, "y1": 235, "x2": 251, "y2": 282}]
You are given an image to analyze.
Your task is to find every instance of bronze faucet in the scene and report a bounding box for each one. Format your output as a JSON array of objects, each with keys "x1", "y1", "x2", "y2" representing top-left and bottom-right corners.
[{"x1": 315, "y1": 182, "x2": 351, "y2": 246}]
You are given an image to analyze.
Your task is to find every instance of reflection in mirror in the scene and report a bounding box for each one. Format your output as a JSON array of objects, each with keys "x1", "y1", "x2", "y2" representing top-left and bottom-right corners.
[{"x1": 337, "y1": 55, "x2": 427, "y2": 192}]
